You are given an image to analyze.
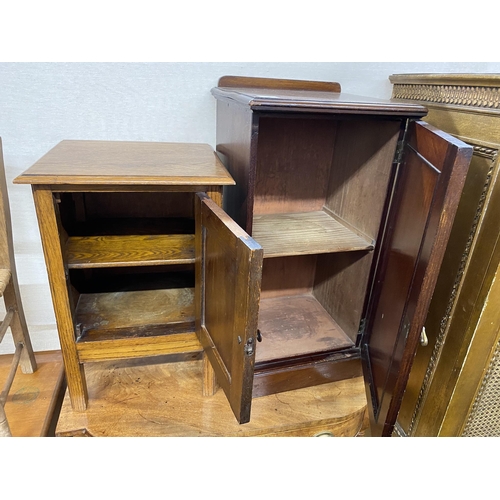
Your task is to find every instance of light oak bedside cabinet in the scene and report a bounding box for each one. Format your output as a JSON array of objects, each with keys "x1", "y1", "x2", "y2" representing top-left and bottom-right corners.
[{"x1": 14, "y1": 141, "x2": 234, "y2": 412}]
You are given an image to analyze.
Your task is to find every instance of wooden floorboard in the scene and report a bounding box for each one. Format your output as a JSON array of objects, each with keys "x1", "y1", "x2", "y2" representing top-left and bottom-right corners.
[{"x1": 1, "y1": 350, "x2": 65, "y2": 437}]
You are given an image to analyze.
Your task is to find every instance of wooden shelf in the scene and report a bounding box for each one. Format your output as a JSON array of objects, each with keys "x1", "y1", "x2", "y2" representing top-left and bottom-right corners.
[
  {"x1": 75, "y1": 287, "x2": 195, "y2": 342},
  {"x1": 255, "y1": 294, "x2": 354, "y2": 363},
  {"x1": 66, "y1": 234, "x2": 194, "y2": 269},
  {"x1": 252, "y1": 211, "x2": 373, "y2": 258}
]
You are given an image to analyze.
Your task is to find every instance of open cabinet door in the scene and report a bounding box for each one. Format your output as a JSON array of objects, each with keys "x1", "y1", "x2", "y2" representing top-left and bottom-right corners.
[
  {"x1": 195, "y1": 192, "x2": 263, "y2": 424},
  {"x1": 361, "y1": 121, "x2": 472, "y2": 436}
]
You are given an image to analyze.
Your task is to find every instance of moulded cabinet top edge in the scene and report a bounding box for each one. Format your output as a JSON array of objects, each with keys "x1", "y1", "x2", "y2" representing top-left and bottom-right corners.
[
  {"x1": 211, "y1": 86, "x2": 428, "y2": 117},
  {"x1": 13, "y1": 140, "x2": 235, "y2": 186}
]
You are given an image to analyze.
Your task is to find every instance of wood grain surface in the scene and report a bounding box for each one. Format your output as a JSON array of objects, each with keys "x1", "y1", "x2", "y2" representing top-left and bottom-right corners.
[
  {"x1": 1, "y1": 350, "x2": 65, "y2": 436},
  {"x1": 14, "y1": 141, "x2": 235, "y2": 186},
  {"x1": 76, "y1": 333, "x2": 202, "y2": 362},
  {"x1": 256, "y1": 294, "x2": 354, "y2": 363},
  {"x1": 196, "y1": 192, "x2": 263, "y2": 423},
  {"x1": 260, "y1": 255, "x2": 317, "y2": 299},
  {"x1": 75, "y1": 288, "x2": 195, "y2": 338},
  {"x1": 32, "y1": 187, "x2": 88, "y2": 410},
  {"x1": 253, "y1": 117, "x2": 336, "y2": 215},
  {"x1": 325, "y1": 119, "x2": 401, "y2": 240},
  {"x1": 66, "y1": 234, "x2": 195, "y2": 268},
  {"x1": 56, "y1": 358, "x2": 367, "y2": 437},
  {"x1": 212, "y1": 86, "x2": 428, "y2": 116},
  {"x1": 0, "y1": 138, "x2": 37, "y2": 372},
  {"x1": 252, "y1": 211, "x2": 373, "y2": 257},
  {"x1": 362, "y1": 121, "x2": 472, "y2": 436},
  {"x1": 218, "y1": 75, "x2": 341, "y2": 93}
]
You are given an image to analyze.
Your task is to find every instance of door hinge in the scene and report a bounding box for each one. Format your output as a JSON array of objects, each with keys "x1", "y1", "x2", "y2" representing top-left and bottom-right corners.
[
  {"x1": 244, "y1": 337, "x2": 254, "y2": 356},
  {"x1": 394, "y1": 140, "x2": 405, "y2": 164},
  {"x1": 356, "y1": 318, "x2": 366, "y2": 345}
]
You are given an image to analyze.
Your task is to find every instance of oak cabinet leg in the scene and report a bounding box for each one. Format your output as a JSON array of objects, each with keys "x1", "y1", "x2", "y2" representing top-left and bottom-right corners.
[
  {"x1": 206, "y1": 186, "x2": 223, "y2": 207},
  {"x1": 32, "y1": 187, "x2": 88, "y2": 411},
  {"x1": 202, "y1": 353, "x2": 219, "y2": 396}
]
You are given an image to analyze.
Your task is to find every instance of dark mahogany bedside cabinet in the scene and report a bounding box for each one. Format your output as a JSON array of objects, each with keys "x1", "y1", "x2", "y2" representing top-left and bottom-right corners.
[{"x1": 197, "y1": 76, "x2": 472, "y2": 436}]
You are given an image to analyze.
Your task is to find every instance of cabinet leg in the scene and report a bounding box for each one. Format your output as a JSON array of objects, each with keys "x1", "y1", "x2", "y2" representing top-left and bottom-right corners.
[
  {"x1": 206, "y1": 186, "x2": 223, "y2": 207},
  {"x1": 66, "y1": 362, "x2": 88, "y2": 412},
  {"x1": 32, "y1": 187, "x2": 88, "y2": 411},
  {"x1": 202, "y1": 353, "x2": 219, "y2": 396}
]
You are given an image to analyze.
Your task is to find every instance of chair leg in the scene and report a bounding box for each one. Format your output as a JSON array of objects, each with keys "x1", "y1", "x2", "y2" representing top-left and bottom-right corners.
[
  {"x1": 3, "y1": 277, "x2": 36, "y2": 374},
  {"x1": 0, "y1": 402, "x2": 12, "y2": 437}
]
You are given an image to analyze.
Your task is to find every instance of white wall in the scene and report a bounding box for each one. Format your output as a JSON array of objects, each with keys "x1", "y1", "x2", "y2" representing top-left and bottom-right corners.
[{"x1": 1, "y1": 61, "x2": 500, "y2": 353}]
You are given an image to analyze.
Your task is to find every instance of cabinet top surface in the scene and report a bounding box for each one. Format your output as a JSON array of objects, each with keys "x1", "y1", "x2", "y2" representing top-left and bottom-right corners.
[
  {"x1": 14, "y1": 141, "x2": 235, "y2": 186},
  {"x1": 212, "y1": 86, "x2": 428, "y2": 116}
]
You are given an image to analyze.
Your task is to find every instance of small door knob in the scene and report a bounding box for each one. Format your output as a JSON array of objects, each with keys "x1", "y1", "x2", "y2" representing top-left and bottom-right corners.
[{"x1": 420, "y1": 326, "x2": 428, "y2": 347}]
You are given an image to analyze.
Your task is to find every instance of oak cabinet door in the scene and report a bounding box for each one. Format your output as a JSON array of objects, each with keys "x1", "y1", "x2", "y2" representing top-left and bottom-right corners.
[
  {"x1": 362, "y1": 121, "x2": 472, "y2": 436},
  {"x1": 195, "y1": 193, "x2": 263, "y2": 423}
]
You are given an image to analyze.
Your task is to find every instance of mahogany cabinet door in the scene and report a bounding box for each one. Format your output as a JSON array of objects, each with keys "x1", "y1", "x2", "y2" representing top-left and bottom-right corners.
[
  {"x1": 361, "y1": 121, "x2": 472, "y2": 437},
  {"x1": 195, "y1": 192, "x2": 263, "y2": 424}
]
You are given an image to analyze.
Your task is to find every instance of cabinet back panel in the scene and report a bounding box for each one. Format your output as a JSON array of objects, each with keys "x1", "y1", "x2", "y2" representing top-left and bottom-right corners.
[
  {"x1": 254, "y1": 117, "x2": 337, "y2": 215},
  {"x1": 59, "y1": 192, "x2": 194, "y2": 236},
  {"x1": 260, "y1": 255, "x2": 317, "y2": 299},
  {"x1": 83, "y1": 192, "x2": 194, "y2": 219},
  {"x1": 325, "y1": 120, "x2": 401, "y2": 240},
  {"x1": 69, "y1": 266, "x2": 194, "y2": 294},
  {"x1": 313, "y1": 251, "x2": 374, "y2": 342}
]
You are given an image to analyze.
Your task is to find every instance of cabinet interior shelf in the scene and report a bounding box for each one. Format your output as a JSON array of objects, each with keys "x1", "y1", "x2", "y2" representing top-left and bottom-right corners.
[
  {"x1": 252, "y1": 211, "x2": 374, "y2": 258},
  {"x1": 255, "y1": 294, "x2": 354, "y2": 363},
  {"x1": 66, "y1": 234, "x2": 195, "y2": 269},
  {"x1": 75, "y1": 287, "x2": 195, "y2": 342}
]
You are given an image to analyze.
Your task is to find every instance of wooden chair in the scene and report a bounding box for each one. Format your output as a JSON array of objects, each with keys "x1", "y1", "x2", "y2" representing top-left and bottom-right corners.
[{"x1": 0, "y1": 138, "x2": 37, "y2": 436}]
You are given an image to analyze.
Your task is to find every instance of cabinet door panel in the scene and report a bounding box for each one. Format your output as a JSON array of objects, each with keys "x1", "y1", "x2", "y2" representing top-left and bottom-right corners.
[
  {"x1": 195, "y1": 193, "x2": 263, "y2": 424},
  {"x1": 362, "y1": 121, "x2": 472, "y2": 436}
]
